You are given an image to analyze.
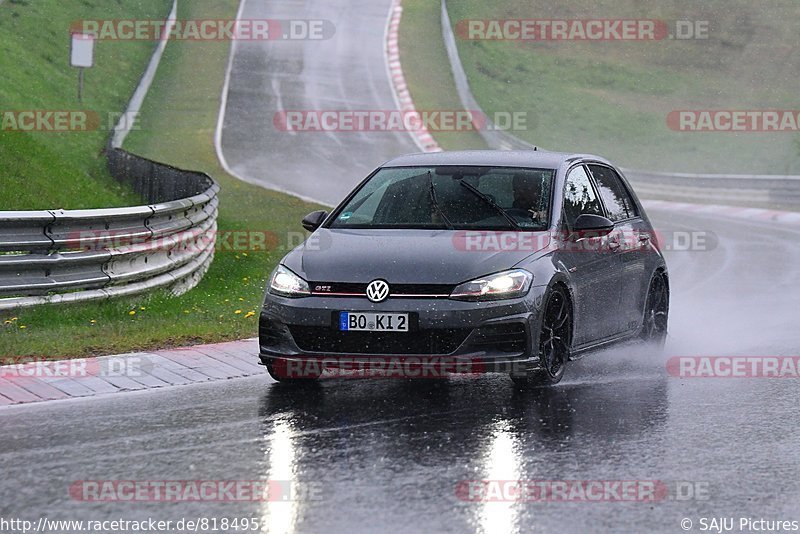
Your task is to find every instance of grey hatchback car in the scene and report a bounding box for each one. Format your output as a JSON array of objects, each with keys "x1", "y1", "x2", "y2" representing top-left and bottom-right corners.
[{"x1": 259, "y1": 150, "x2": 668, "y2": 386}]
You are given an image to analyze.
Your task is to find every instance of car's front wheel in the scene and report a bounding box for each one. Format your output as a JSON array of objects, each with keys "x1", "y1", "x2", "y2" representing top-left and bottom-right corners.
[
  {"x1": 511, "y1": 285, "x2": 572, "y2": 388},
  {"x1": 641, "y1": 271, "x2": 669, "y2": 349}
]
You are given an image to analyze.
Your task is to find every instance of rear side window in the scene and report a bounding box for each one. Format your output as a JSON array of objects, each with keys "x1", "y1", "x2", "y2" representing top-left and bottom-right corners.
[
  {"x1": 588, "y1": 165, "x2": 639, "y2": 221},
  {"x1": 563, "y1": 165, "x2": 603, "y2": 226}
]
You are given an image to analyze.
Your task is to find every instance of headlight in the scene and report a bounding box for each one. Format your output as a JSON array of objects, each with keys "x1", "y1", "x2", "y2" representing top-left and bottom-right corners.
[
  {"x1": 269, "y1": 265, "x2": 310, "y2": 297},
  {"x1": 450, "y1": 269, "x2": 532, "y2": 301}
]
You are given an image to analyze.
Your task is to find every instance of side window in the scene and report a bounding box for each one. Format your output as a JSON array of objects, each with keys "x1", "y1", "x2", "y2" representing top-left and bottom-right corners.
[
  {"x1": 588, "y1": 165, "x2": 639, "y2": 221},
  {"x1": 563, "y1": 165, "x2": 603, "y2": 227}
]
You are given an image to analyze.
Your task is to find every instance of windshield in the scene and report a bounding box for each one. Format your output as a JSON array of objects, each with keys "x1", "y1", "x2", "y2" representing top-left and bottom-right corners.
[{"x1": 330, "y1": 166, "x2": 554, "y2": 230}]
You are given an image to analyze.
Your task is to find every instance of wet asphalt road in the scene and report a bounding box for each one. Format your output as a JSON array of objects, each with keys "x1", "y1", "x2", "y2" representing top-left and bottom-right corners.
[
  {"x1": 219, "y1": 0, "x2": 418, "y2": 205},
  {"x1": 2, "y1": 211, "x2": 800, "y2": 533},
  {"x1": 4, "y1": 0, "x2": 800, "y2": 531}
]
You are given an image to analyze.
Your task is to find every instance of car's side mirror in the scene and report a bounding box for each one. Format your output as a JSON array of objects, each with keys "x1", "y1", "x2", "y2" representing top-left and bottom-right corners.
[
  {"x1": 302, "y1": 210, "x2": 328, "y2": 232},
  {"x1": 571, "y1": 213, "x2": 614, "y2": 237}
]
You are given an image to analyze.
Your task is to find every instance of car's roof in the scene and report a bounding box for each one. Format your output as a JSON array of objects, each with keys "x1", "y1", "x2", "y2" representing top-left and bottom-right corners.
[{"x1": 382, "y1": 149, "x2": 610, "y2": 169}]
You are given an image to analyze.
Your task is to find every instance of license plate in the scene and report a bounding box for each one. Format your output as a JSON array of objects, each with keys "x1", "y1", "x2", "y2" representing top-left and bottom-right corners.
[{"x1": 339, "y1": 312, "x2": 409, "y2": 332}]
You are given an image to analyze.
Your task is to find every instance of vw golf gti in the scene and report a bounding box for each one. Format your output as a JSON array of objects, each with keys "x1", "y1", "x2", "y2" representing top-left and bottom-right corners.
[{"x1": 259, "y1": 150, "x2": 669, "y2": 386}]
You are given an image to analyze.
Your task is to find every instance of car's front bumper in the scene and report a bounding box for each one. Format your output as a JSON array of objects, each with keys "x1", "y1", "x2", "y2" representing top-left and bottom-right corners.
[{"x1": 258, "y1": 286, "x2": 549, "y2": 376}]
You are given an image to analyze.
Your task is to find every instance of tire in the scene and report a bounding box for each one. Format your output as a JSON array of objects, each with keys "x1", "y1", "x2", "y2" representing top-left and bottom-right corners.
[
  {"x1": 266, "y1": 357, "x2": 321, "y2": 384},
  {"x1": 641, "y1": 272, "x2": 669, "y2": 350},
  {"x1": 511, "y1": 285, "x2": 572, "y2": 388}
]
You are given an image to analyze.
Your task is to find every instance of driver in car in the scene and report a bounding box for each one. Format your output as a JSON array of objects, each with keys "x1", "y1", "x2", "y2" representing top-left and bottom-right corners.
[{"x1": 512, "y1": 173, "x2": 548, "y2": 223}]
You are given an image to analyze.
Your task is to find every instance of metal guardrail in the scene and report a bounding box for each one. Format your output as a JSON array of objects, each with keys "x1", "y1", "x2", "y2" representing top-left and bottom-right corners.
[
  {"x1": 0, "y1": 0, "x2": 219, "y2": 311},
  {"x1": 439, "y1": 0, "x2": 535, "y2": 152},
  {"x1": 0, "y1": 148, "x2": 219, "y2": 311},
  {"x1": 619, "y1": 170, "x2": 800, "y2": 209},
  {"x1": 439, "y1": 0, "x2": 800, "y2": 210}
]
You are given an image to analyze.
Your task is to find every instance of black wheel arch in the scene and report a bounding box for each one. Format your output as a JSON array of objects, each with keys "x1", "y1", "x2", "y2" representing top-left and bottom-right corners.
[{"x1": 538, "y1": 278, "x2": 575, "y2": 357}]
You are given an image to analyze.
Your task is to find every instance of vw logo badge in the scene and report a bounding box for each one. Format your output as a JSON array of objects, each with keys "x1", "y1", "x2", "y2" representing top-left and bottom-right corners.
[{"x1": 365, "y1": 279, "x2": 390, "y2": 303}]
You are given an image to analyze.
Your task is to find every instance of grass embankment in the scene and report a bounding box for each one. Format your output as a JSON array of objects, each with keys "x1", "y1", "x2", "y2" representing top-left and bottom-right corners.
[
  {"x1": 402, "y1": 0, "x2": 800, "y2": 174},
  {"x1": 398, "y1": 1, "x2": 486, "y2": 151},
  {"x1": 1, "y1": 0, "x2": 322, "y2": 358},
  {"x1": 0, "y1": 0, "x2": 169, "y2": 209}
]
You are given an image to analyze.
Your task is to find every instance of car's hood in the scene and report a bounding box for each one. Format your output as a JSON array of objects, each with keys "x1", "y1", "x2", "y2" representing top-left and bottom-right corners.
[{"x1": 282, "y1": 228, "x2": 550, "y2": 285}]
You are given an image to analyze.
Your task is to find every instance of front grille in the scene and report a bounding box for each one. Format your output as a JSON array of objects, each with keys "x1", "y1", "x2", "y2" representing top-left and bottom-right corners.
[
  {"x1": 288, "y1": 326, "x2": 471, "y2": 355},
  {"x1": 309, "y1": 282, "x2": 453, "y2": 297},
  {"x1": 467, "y1": 323, "x2": 528, "y2": 353}
]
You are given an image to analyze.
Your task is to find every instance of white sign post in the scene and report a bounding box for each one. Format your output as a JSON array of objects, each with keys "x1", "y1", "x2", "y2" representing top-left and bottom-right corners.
[{"x1": 70, "y1": 33, "x2": 95, "y2": 102}]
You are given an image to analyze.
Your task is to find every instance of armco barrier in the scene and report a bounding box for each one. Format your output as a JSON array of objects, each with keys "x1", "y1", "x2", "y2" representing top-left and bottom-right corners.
[
  {"x1": 439, "y1": 0, "x2": 800, "y2": 209},
  {"x1": 439, "y1": 0, "x2": 534, "y2": 152},
  {"x1": 620, "y1": 169, "x2": 800, "y2": 210},
  {"x1": 0, "y1": 149, "x2": 218, "y2": 311}
]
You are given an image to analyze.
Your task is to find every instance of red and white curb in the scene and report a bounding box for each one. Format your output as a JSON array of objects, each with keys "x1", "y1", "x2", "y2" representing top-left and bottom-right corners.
[
  {"x1": 0, "y1": 339, "x2": 264, "y2": 408},
  {"x1": 386, "y1": 0, "x2": 441, "y2": 153},
  {"x1": 642, "y1": 199, "x2": 800, "y2": 226}
]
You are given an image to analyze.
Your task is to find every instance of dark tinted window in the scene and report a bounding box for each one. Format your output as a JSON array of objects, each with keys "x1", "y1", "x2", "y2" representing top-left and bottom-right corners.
[
  {"x1": 588, "y1": 165, "x2": 639, "y2": 221},
  {"x1": 563, "y1": 165, "x2": 603, "y2": 226},
  {"x1": 330, "y1": 166, "x2": 554, "y2": 230}
]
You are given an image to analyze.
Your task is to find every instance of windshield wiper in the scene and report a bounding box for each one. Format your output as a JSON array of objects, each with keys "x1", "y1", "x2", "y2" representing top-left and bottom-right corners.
[
  {"x1": 428, "y1": 171, "x2": 454, "y2": 229},
  {"x1": 457, "y1": 179, "x2": 521, "y2": 230}
]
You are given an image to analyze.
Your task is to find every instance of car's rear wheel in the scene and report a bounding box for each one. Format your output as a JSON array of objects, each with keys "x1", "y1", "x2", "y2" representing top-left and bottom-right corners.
[
  {"x1": 641, "y1": 272, "x2": 669, "y2": 349},
  {"x1": 266, "y1": 358, "x2": 321, "y2": 384},
  {"x1": 511, "y1": 285, "x2": 572, "y2": 388}
]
